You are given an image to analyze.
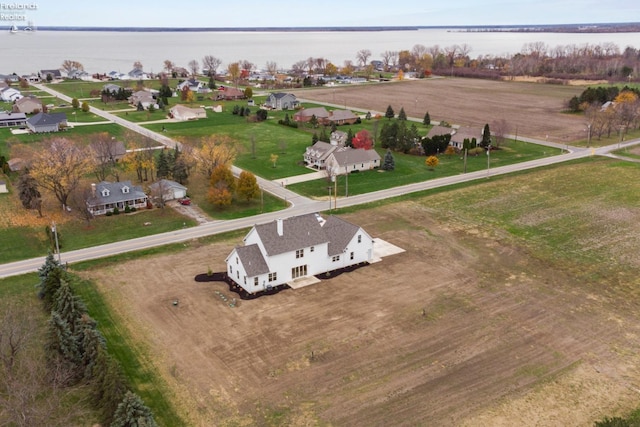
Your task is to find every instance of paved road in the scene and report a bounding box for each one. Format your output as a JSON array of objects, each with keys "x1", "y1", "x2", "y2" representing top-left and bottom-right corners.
[{"x1": 4, "y1": 84, "x2": 638, "y2": 278}]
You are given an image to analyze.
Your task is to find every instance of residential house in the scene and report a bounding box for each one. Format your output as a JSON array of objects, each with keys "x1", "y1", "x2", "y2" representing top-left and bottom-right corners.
[
  {"x1": 12, "y1": 95, "x2": 43, "y2": 114},
  {"x1": 23, "y1": 74, "x2": 41, "y2": 83},
  {"x1": 169, "y1": 104, "x2": 207, "y2": 121},
  {"x1": 86, "y1": 181, "x2": 148, "y2": 216},
  {"x1": 102, "y1": 83, "x2": 122, "y2": 95},
  {"x1": 331, "y1": 130, "x2": 348, "y2": 146},
  {"x1": 128, "y1": 90, "x2": 157, "y2": 109},
  {"x1": 176, "y1": 79, "x2": 209, "y2": 93},
  {"x1": 215, "y1": 86, "x2": 245, "y2": 100},
  {"x1": 0, "y1": 112, "x2": 27, "y2": 128},
  {"x1": 0, "y1": 87, "x2": 22, "y2": 102},
  {"x1": 26, "y1": 112, "x2": 67, "y2": 133},
  {"x1": 326, "y1": 147, "x2": 381, "y2": 175},
  {"x1": 128, "y1": 68, "x2": 150, "y2": 80},
  {"x1": 67, "y1": 69, "x2": 91, "y2": 80},
  {"x1": 264, "y1": 92, "x2": 298, "y2": 110},
  {"x1": 304, "y1": 141, "x2": 338, "y2": 169},
  {"x1": 89, "y1": 139, "x2": 127, "y2": 163},
  {"x1": 323, "y1": 109, "x2": 358, "y2": 126},
  {"x1": 293, "y1": 107, "x2": 329, "y2": 123},
  {"x1": 40, "y1": 69, "x2": 62, "y2": 81},
  {"x1": 107, "y1": 71, "x2": 127, "y2": 80},
  {"x1": 149, "y1": 179, "x2": 187, "y2": 201},
  {"x1": 449, "y1": 126, "x2": 480, "y2": 150},
  {"x1": 225, "y1": 213, "x2": 374, "y2": 294}
]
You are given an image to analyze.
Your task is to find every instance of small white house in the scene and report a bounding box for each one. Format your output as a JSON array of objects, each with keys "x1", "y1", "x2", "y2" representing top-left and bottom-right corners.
[{"x1": 225, "y1": 213, "x2": 374, "y2": 294}]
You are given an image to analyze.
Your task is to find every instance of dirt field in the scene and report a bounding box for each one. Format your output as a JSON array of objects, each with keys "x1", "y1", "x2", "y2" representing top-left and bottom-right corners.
[
  {"x1": 300, "y1": 78, "x2": 587, "y2": 142},
  {"x1": 83, "y1": 180, "x2": 640, "y2": 426}
]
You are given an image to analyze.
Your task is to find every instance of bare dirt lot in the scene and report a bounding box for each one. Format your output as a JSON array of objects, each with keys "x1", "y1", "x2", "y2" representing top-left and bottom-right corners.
[
  {"x1": 300, "y1": 78, "x2": 587, "y2": 142},
  {"x1": 84, "y1": 162, "x2": 640, "y2": 426}
]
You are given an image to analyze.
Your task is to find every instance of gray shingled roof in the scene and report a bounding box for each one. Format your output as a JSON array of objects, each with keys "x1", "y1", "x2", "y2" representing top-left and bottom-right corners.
[
  {"x1": 328, "y1": 109, "x2": 357, "y2": 121},
  {"x1": 252, "y1": 213, "x2": 361, "y2": 257},
  {"x1": 236, "y1": 244, "x2": 270, "y2": 276},
  {"x1": 323, "y1": 216, "x2": 360, "y2": 256},
  {"x1": 86, "y1": 181, "x2": 146, "y2": 206},
  {"x1": 426, "y1": 125, "x2": 454, "y2": 138},
  {"x1": 27, "y1": 112, "x2": 67, "y2": 127},
  {"x1": 329, "y1": 147, "x2": 380, "y2": 166},
  {"x1": 255, "y1": 213, "x2": 328, "y2": 256},
  {"x1": 305, "y1": 141, "x2": 337, "y2": 162},
  {"x1": 295, "y1": 107, "x2": 329, "y2": 119}
]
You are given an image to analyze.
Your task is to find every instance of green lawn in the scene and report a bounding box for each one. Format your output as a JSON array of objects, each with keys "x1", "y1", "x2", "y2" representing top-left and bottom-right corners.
[
  {"x1": 0, "y1": 208, "x2": 196, "y2": 264},
  {"x1": 289, "y1": 139, "x2": 562, "y2": 197}
]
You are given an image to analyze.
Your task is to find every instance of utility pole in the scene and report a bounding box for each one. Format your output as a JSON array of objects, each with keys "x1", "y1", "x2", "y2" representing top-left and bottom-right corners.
[
  {"x1": 486, "y1": 145, "x2": 491, "y2": 178},
  {"x1": 51, "y1": 221, "x2": 61, "y2": 263}
]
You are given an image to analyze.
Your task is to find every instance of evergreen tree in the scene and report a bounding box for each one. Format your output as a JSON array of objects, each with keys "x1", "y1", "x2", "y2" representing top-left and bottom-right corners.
[
  {"x1": 39, "y1": 265, "x2": 67, "y2": 311},
  {"x1": 38, "y1": 251, "x2": 60, "y2": 286},
  {"x1": 283, "y1": 113, "x2": 290, "y2": 125},
  {"x1": 46, "y1": 311, "x2": 82, "y2": 378},
  {"x1": 481, "y1": 123, "x2": 492, "y2": 148},
  {"x1": 319, "y1": 126, "x2": 329, "y2": 142},
  {"x1": 385, "y1": 105, "x2": 395, "y2": 120},
  {"x1": 208, "y1": 76, "x2": 216, "y2": 90},
  {"x1": 156, "y1": 150, "x2": 170, "y2": 179},
  {"x1": 423, "y1": 111, "x2": 431, "y2": 126},
  {"x1": 91, "y1": 348, "x2": 128, "y2": 426},
  {"x1": 136, "y1": 101, "x2": 144, "y2": 111},
  {"x1": 111, "y1": 391, "x2": 157, "y2": 427},
  {"x1": 330, "y1": 121, "x2": 337, "y2": 133},
  {"x1": 312, "y1": 132, "x2": 318, "y2": 144},
  {"x1": 398, "y1": 107, "x2": 407, "y2": 121},
  {"x1": 382, "y1": 150, "x2": 395, "y2": 171},
  {"x1": 346, "y1": 128, "x2": 355, "y2": 148},
  {"x1": 52, "y1": 280, "x2": 87, "y2": 336},
  {"x1": 17, "y1": 171, "x2": 42, "y2": 214},
  {"x1": 309, "y1": 114, "x2": 318, "y2": 128},
  {"x1": 82, "y1": 326, "x2": 107, "y2": 380}
]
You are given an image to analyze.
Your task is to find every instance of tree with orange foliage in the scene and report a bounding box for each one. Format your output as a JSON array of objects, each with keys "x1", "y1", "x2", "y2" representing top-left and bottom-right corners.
[
  {"x1": 208, "y1": 165, "x2": 235, "y2": 207},
  {"x1": 352, "y1": 130, "x2": 373, "y2": 150},
  {"x1": 194, "y1": 135, "x2": 237, "y2": 178},
  {"x1": 30, "y1": 138, "x2": 93, "y2": 211},
  {"x1": 614, "y1": 90, "x2": 639, "y2": 132},
  {"x1": 425, "y1": 155, "x2": 439, "y2": 170}
]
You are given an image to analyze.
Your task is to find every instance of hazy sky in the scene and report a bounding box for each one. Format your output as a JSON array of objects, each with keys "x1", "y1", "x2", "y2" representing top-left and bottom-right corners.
[{"x1": 15, "y1": 0, "x2": 640, "y2": 27}]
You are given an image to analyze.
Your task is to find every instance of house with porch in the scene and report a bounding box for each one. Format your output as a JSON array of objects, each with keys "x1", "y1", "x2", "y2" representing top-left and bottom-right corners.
[
  {"x1": 450, "y1": 126, "x2": 481, "y2": 150},
  {"x1": 26, "y1": 112, "x2": 67, "y2": 133},
  {"x1": 86, "y1": 181, "x2": 148, "y2": 215},
  {"x1": 264, "y1": 92, "x2": 298, "y2": 110},
  {"x1": 0, "y1": 112, "x2": 27, "y2": 128},
  {"x1": 303, "y1": 141, "x2": 337, "y2": 169},
  {"x1": 225, "y1": 213, "x2": 374, "y2": 294}
]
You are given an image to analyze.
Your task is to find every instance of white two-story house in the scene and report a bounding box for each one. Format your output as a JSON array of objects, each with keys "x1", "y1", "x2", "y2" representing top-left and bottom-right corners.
[{"x1": 225, "y1": 213, "x2": 374, "y2": 294}]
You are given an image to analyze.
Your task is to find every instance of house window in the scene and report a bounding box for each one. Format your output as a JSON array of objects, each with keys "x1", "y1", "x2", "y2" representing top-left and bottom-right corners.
[
  {"x1": 254, "y1": 277, "x2": 259, "y2": 287},
  {"x1": 236, "y1": 271, "x2": 239, "y2": 279},
  {"x1": 236, "y1": 257, "x2": 238, "y2": 264},
  {"x1": 310, "y1": 246, "x2": 314, "y2": 252},
  {"x1": 358, "y1": 235, "x2": 362, "y2": 243},
  {"x1": 332, "y1": 255, "x2": 340, "y2": 262},
  {"x1": 292, "y1": 265, "x2": 307, "y2": 279},
  {"x1": 296, "y1": 249, "x2": 304, "y2": 258},
  {"x1": 244, "y1": 276, "x2": 246, "y2": 285},
  {"x1": 268, "y1": 272, "x2": 277, "y2": 282},
  {"x1": 230, "y1": 266, "x2": 233, "y2": 274},
  {"x1": 122, "y1": 186, "x2": 129, "y2": 194},
  {"x1": 350, "y1": 252, "x2": 354, "y2": 260}
]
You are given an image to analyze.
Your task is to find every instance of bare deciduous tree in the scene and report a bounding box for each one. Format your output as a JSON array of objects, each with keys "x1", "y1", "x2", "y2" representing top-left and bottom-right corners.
[
  {"x1": 202, "y1": 55, "x2": 222, "y2": 77},
  {"x1": 188, "y1": 59, "x2": 199, "y2": 77},
  {"x1": 356, "y1": 49, "x2": 372, "y2": 68}
]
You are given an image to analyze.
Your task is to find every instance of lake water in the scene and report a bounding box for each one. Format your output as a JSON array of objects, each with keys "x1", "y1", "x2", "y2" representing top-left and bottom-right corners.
[{"x1": 2, "y1": 28, "x2": 639, "y2": 76}]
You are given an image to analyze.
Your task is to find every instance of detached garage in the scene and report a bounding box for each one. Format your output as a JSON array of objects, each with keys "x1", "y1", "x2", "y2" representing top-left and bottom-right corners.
[{"x1": 150, "y1": 179, "x2": 187, "y2": 201}]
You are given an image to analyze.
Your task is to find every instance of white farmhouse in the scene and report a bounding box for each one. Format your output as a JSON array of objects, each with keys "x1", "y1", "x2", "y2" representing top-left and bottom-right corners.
[{"x1": 225, "y1": 213, "x2": 374, "y2": 294}]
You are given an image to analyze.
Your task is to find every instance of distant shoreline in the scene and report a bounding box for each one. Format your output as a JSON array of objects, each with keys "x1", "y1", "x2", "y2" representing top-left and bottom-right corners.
[{"x1": 2, "y1": 22, "x2": 640, "y2": 33}]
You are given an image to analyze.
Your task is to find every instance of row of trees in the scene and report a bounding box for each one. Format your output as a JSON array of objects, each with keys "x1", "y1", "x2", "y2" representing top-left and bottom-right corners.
[
  {"x1": 35, "y1": 254, "x2": 157, "y2": 426},
  {"x1": 568, "y1": 87, "x2": 640, "y2": 140}
]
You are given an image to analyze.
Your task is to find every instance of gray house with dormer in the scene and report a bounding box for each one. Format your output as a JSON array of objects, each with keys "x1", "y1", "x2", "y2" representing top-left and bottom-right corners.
[{"x1": 86, "y1": 181, "x2": 148, "y2": 215}]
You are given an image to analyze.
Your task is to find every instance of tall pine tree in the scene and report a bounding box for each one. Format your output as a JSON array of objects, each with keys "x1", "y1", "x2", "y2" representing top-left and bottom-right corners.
[{"x1": 111, "y1": 391, "x2": 158, "y2": 427}]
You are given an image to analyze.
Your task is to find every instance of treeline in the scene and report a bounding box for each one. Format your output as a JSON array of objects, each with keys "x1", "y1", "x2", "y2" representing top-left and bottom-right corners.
[
  {"x1": 566, "y1": 85, "x2": 640, "y2": 140},
  {"x1": 37, "y1": 253, "x2": 158, "y2": 426}
]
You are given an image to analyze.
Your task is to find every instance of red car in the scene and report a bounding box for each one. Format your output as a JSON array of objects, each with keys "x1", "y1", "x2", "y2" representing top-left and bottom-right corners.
[{"x1": 178, "y1": 197, "x2": 191, "y2": 206}]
